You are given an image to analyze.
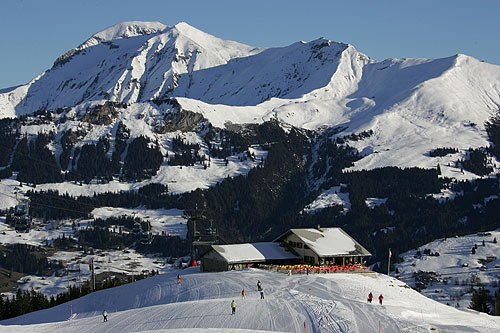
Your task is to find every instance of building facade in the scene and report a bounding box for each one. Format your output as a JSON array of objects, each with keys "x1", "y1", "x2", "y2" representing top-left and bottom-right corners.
[{"x1": 200, "y1": 227, "x2": 371, "y2": 272}]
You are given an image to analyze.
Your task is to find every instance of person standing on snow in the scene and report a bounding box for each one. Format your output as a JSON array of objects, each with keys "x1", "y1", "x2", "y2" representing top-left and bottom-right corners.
[
  {"x1": 177, "y1": 274, "x2": 181, "y2": 284},
  {"x1": 103, "y1": 309, "x2": 108, "y2": 322},
  {"x1": 257, "y1": 280, "x2": 262, "y2": 291},
  {"x1": 231, "y1": 300, "x2": 237, "y2": 314},
  {"x1": 260, "y1": 289, "x2": 264, "y2": 299},
  {"x1": 378, "y1": 294, "x2": 384, "y2": 305},
  {"x1": 367, "y1": 292, "x2": 373, "y2": 303},
  {"x1": 241, "y1": 288, "x2": 246, "y2": 299}
]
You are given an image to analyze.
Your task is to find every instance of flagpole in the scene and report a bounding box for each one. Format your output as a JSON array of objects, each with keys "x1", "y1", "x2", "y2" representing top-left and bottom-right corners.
[{"x1": 387, "y1": 248, "x2": 391, "y2": 276}]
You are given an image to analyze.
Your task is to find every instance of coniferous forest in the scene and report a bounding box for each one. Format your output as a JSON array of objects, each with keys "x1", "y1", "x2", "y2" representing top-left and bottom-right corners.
[{"x1": 17, "y1": 117, "x2": 500, "y2": 273}]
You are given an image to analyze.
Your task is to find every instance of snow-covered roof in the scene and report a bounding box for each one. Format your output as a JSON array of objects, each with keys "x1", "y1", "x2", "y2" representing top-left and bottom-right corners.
[
  {"x1": 275, "y1": 227, "x2": 371, "y2": 257},
  {"x1": 208, "y1": 242, "x2": 300, "y2": 264}
]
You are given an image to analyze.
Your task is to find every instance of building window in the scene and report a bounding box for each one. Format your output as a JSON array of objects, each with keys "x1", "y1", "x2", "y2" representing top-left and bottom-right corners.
[
  {"x1": 304, "y1": 256, "x2": 315, "y2": 264},
  {"x1": 304, "y1": 244, "x2": 310, "y2": 250},
  {"x1": 297, "y1": 243, "x2": 303, "y2": 248}
]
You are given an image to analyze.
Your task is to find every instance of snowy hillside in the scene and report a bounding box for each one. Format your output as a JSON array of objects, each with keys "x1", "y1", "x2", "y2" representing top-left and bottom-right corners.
[
  {"x1": 2, "y1": 268, "x2": 500, "y2": 332},
  {"x1": 177, "y1": 54, "x2": 500, "y2": 175},
  {"x1": 396, "y1": 229, "x2": 500, "y2": 309}
]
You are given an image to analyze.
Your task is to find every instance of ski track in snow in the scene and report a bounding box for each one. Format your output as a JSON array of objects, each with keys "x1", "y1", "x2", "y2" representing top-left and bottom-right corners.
[{"x1": 3, "y1": 268, "x2": 496, "y2": 332}]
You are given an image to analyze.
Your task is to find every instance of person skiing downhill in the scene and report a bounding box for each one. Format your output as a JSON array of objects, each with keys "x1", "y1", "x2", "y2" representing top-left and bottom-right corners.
[
  {"x1": 103, "y1": 309, "x2": 108, "y2": 322},
  {"x1": 257, "y1": 280, "x2": 262, "y2": 291},
  {"x1": 177, "y1": 274, "x2": 181, "y2": 284},
  {"x1": 241, "y1": 288, "x2": 246, "y2": 299},
  {"x1": 260, "y1": 289, "x2": 264, "y2": 299},
  {"x1": 231, "y1": 300, "x2": 237, "y2": 314},
  {"x1": 379, "y1": 294, "x2": 384, "y2": 305},
  {"x1": 367, "y1": 292, "x2": 373, "y2": 303}
]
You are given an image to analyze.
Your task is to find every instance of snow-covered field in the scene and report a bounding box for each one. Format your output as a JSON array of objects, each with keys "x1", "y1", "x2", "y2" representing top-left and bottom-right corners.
[
  {"x1": 2, "y1": 268, "x2": 500, "y2": 332},
  {"x1": 0, "y1": 210, "x2": 186, "y2": 297},
  {"x1": 396, "y1": 229, "x2": 500, "y2": 308},
  {"x1": 303, "y1": 186, "x2": 351, "y2": 215},
  {"x1": 91, "y1": 207, "x2": 188, "y2": 238}
]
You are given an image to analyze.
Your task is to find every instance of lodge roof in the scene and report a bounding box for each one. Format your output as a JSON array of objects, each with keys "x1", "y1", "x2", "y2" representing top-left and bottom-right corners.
[
  {"x1": 273, "y1": 227, "x2": 371, "y2": 257},
  {"x1": 208, "y1": 242, "x2": 300, "y2": 264}
]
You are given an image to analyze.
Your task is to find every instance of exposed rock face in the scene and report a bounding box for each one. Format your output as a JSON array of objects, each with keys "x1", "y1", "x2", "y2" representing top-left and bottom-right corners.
[
  {"x1": 162, "y1": 110, "x2": 206, "y2": 133},
  {"x1": 81, "y1": 102, "x2": 122, "y2": 125}
]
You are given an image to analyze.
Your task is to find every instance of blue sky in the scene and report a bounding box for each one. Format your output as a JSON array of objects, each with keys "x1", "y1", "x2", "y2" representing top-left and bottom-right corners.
[{"x1": 1, "y1": 0, "x2": 499, "y2": 89}]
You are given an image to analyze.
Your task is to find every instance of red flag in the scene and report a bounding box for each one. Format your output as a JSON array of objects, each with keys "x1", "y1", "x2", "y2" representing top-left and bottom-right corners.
[{"x1": 388, "y1": 248, "x2": 392, "y2": 258}]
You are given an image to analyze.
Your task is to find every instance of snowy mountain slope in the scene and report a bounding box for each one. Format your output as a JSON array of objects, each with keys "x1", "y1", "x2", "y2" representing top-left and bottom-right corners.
[
  {"x1": 175, "y1": 52, "x2": 500, "y2": 177},
  {"x1": 0, "y1": 98, "x2": 268, "y2": 204},
  {"x1": 396, "y1": 229, "x2": 500, "y2": 309},
  {"x1": 2, "y1": 268, "x2": 500, "y2": 332},
  {"x1": 172, "y1": 39, "x2": 370, "y2": 106},
  {"x1": 345, "y1": 55, "x2": 500, "y2": 172},
  {"x1": 0, "y1": 21, "x2": 261, "y2": 117}
]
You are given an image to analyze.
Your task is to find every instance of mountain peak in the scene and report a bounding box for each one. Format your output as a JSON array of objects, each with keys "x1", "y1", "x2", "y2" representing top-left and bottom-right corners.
[
  {"x1": 76, "y1": 21, "x2": 168, "y2": 52},
  {"x1": 170, "y1": 21, "x2": 214, "y2": 44},
  {"x1": 91, "y1": 21, "x2": 168, "y2": 43},
  {"x1": 51, "y1": 21, "x2": 168, "y2": 69},
  {"x1": 173, "y1": 21, "x2": 198, "y2": 33}
]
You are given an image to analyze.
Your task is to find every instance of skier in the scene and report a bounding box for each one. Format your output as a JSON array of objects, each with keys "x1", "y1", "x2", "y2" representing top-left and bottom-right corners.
[
  {"x1": 241, "y1": 288, "x2": 246, "y2": 299},
  {"x1": 260, "y1": 289, "x2": 264, "y2": 299},
  {"x1": 231, "y1": 300, "x2": 237, "y2": 314},
  {"x1": 177, "y1": 274, "x2": 181, "y2": 284},
  {"x1": 367, "y1": 292, "x2": 373, "y2": 303},
  {"x1": 103, "y1": 309, "x2": 108, "y2": 322},
  {"x1": 378, "y1": 294, "x2": 384, "y2": 305},
  {"x1": 257, "y1": 280, "x2": 262, "y2": 291}
]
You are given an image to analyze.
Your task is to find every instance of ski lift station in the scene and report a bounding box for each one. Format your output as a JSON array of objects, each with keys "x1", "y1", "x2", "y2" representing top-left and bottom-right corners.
[
  {"x1": 200, "y1": 226, "x2": 371, "y2": 272},
  {"x1": 7, "y1": 198, "x2": 32, "y2": 233}
]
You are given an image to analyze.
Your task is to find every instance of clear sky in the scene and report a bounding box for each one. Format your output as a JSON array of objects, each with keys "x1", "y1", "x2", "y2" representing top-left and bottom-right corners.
[{"x1": 1, "y1": 0, "x2": 499, "y2": 89}]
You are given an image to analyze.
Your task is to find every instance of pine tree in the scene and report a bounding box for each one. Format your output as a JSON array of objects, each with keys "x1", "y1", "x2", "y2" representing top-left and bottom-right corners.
[
  {"x1": 469, "y1": 287, "x2": 490, "y2": 313},
  {"x1": 493, "y1": 287, "x2": 500, "y2": 316}
]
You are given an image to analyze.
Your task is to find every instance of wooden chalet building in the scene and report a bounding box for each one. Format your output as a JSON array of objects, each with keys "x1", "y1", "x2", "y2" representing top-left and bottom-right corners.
[
  {"x1": 273, "y1": 227, "x2": 371, "y2": 266},
  {"x1": 200, "y1": 226, "x2": 371, "y2": 272}
]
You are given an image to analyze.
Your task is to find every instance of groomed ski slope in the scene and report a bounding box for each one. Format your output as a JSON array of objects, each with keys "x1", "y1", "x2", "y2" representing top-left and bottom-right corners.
[{"x1": 2, "y1": 268, "x2": 500, "y2": 332}]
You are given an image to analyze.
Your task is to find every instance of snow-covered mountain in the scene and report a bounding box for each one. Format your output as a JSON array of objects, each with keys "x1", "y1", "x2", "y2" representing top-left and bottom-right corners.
[
  {"x1": 0, "y1": 21, "x2": 261, "y2": 117},
  {"x1": 2, "y1": 268, "x2": 500, "y2": 332},
  {"x1": 1, "y1": 21, "x2": 499, "y2": 176}
]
